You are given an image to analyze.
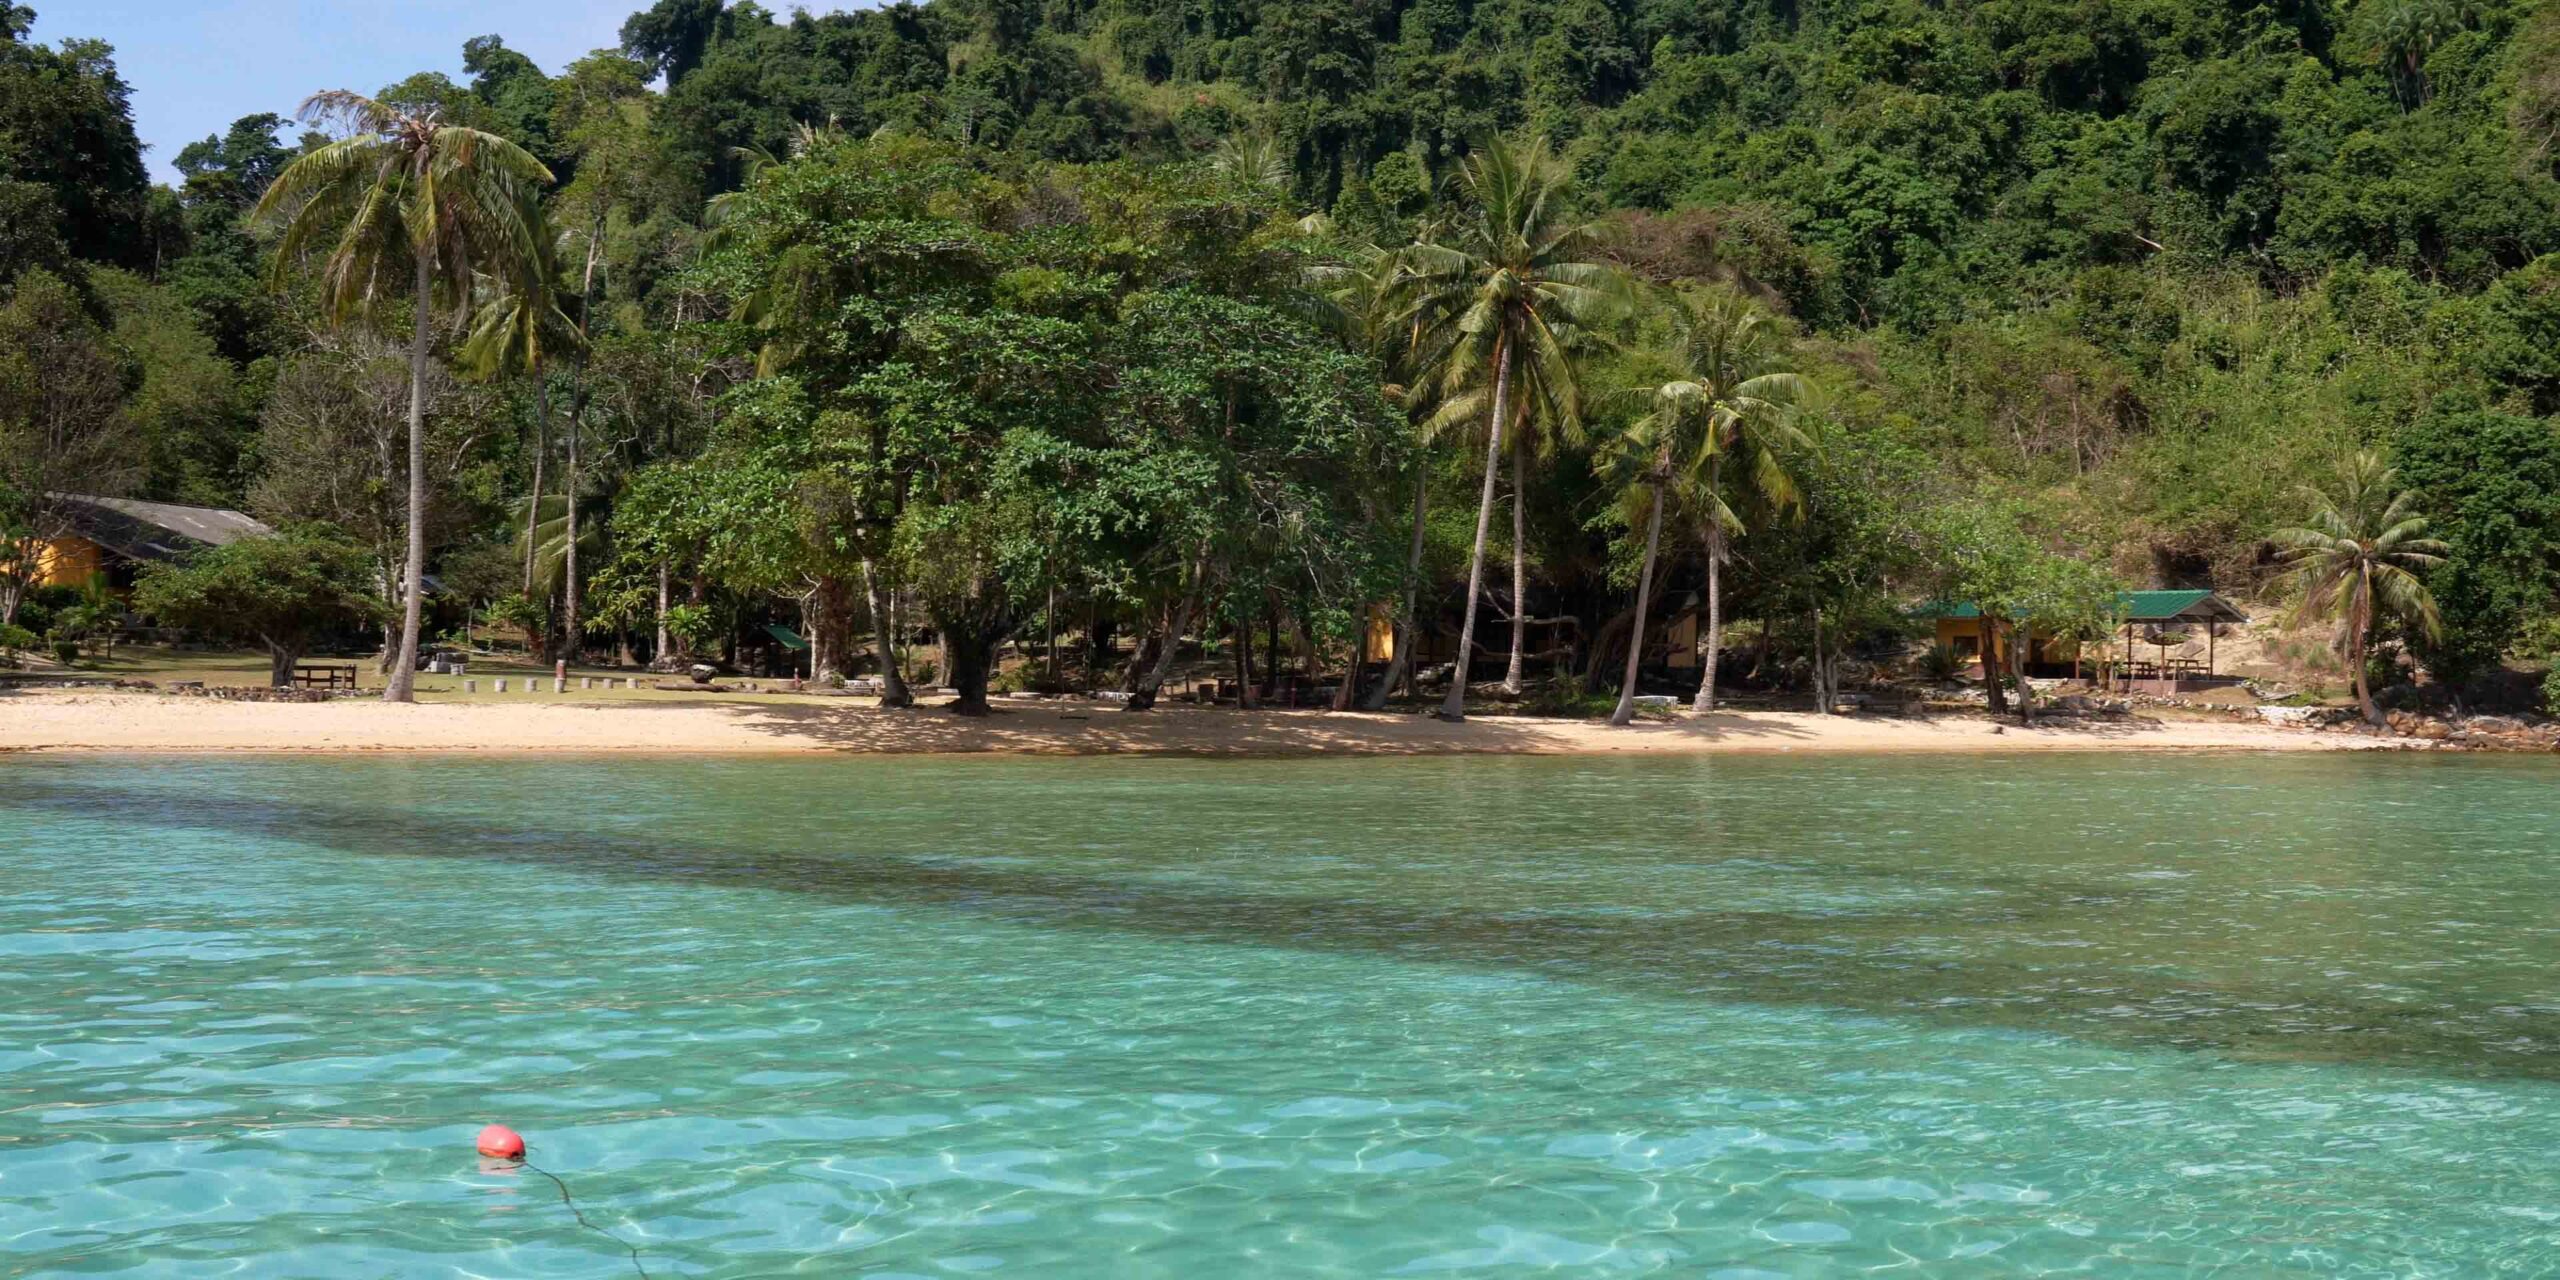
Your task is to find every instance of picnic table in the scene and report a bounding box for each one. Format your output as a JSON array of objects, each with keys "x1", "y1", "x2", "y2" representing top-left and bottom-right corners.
[{"x1": 292, "y1": 663, "x2": 359, "y2": 691}]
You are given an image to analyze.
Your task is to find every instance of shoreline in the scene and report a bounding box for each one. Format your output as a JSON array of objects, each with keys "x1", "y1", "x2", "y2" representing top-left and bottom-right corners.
[{"x1": 0, "y1": 689, "x2": 2390, "y2": 757}]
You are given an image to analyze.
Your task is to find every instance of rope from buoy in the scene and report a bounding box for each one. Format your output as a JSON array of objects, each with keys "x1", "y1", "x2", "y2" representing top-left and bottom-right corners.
[{"x1": 521, "y1": 1158, "x2": 651, "y2": 1280}]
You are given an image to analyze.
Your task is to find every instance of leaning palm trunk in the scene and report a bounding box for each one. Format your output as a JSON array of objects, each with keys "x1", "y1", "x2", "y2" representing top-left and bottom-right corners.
[
  {"x1": 1609, "y1": 478, "x2": 1667, "y2": 727},
  {"x1": 1362, "y1": 477, "x2": 1428, "y2": 710},
  {"x1": 1503, "y1": 438, "x2": 1528, "y2": 695},
  {"x1": 1439, "y1": 337, "x2": 1513, "y2": 721},
  {"x1": 560, "y1": 219, "x2": 603, "y2": 665},
  {"x1": 561, "y1": 422, "x2": 579, "y2": 662},
  {"x1": 1693, "y1": 517, "x2": 1725, "y2": 714},
  {"x1": 653, "y1": 559, "x2": 671, "y2": 663},
  {"x1": 524, "y1": 374, "x2": 546, "y2": 594},
  {"x1": 385, "y1": 252, "x2": 433, "y2": 703}
]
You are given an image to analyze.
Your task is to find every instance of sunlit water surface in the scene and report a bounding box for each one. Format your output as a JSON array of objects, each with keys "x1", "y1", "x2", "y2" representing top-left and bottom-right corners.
[{"x1": 3, "y1": 752, "x2": 2557, "y2": 1277}]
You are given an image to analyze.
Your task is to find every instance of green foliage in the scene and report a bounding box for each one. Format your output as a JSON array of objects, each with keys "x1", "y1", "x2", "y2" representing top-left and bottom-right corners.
[
  {"x1": 131, "y1": 528, "x2": 386, "y2": 682},
  {"x1": 2391, "y1": 410, "x2": 2560, "y2": 681},
  {"x1": 0, "y1": 7, "x2": 148, "y2": 273},
  {"x1": 2274, "y1": 451, "x2": 2447, "y2": 718},
  {"x1": 20, "y1": 0, "x2": 2560, "y2": 704},
  {"x1": 485, "y1": 593, "x2": 547, "y2": 653}
]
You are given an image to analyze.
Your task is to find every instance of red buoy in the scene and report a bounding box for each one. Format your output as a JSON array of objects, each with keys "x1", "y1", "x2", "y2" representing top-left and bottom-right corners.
[{"x1": 476, "y1": 1123, "x2": 526, "y2": 1160}]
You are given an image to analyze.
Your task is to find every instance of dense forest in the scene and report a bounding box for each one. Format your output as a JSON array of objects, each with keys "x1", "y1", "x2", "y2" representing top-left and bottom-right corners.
[{"x1": 6, "y1": 0, "x2": 2560, "y2": 710}]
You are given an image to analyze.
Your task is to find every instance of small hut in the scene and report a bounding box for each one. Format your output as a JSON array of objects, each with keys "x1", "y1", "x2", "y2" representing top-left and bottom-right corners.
[{"x1": 1926, "y1": 590, "x2": 2248, "y2": 691}]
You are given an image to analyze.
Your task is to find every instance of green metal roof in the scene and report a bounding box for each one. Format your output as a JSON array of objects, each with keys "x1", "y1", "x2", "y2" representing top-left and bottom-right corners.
[
  {"x1": 1920, "y1": 590, "x2": 2245, "y2": 622},
  {"x1": 764, "y1": 623, "x2": 810, "y2": 651}
]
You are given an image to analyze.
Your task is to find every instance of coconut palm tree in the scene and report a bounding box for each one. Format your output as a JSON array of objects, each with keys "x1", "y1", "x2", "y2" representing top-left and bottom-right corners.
[
  {"x1": 1395, "y1": 135, "x2": 1626, "y2": 720},
  {"x1": 1315, "y1": 243, "x2": 1440, "y2": 708},
  {"x1": 460, "y1": 202, "x2": 582, "y2": 603},
  {"x1": 1598, "y1": 374, "x2": 1688, "y2": 728},
  {"x1": 1668, "y1": 290, "x2": 1807, "y2": 714},
  {"x1": 2273, "y1": 451, "x2": 2447, "y2": 724},
  {"x1": 1423, "y1": 316, "x2": 1587, "y2": 696},
  {"x1": 256, "y1": 91, "x2": 552, "y2": 702},
  {"x1": 1212, "y1": 130, "x2": 1293, "y2": 193}
]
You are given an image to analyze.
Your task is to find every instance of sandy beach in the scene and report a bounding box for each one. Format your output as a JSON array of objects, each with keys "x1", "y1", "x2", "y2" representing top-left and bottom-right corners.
[{"x1": 0, "y1": 688, "x2": 2375, "y2": 756}]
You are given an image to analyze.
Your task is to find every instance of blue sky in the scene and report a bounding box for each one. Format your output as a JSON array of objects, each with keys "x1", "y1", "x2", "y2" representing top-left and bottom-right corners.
[{"x1": 30, "y1": 0, "x2": 645, "y2": 183}]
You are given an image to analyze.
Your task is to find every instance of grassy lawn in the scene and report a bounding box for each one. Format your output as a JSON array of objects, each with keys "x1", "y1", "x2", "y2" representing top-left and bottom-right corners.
[{"x1": 16, "y1": 646, "x2": 842, "y2": 707}]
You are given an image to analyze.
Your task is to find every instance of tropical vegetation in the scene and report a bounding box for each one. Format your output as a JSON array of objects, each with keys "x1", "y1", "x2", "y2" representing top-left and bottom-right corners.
[{"x1": 11, "y1": 0, "x2": 2560, "y2": 712}]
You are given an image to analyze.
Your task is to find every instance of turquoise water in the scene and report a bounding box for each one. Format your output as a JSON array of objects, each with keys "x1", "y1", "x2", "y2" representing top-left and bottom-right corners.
[{"x1": 3, "y1": 752, "x2": 2557, "y2": 1277}]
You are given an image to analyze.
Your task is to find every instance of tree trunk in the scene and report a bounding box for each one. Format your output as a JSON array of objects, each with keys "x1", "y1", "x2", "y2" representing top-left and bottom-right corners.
[
  {"x1": 1439, "y1": 334, "x2": 1512, "y2": 721},
  {"x1": 1693, "y1": 517, "x2": 1725, "y2": 714},
  {"x1": 1126, "y1": 584, "x2": 1197, "y2": 712},
  {"x1": 944, "y1": 620, "x2": 999, "y2": 716},
  {"x1": 861, "y1": 557, "x2": 913, "y2": 708},
  {"x1": 1980, "y1": 615, "x2": 2008, "y2": 715},
  {"x1": 1502, "y1": 435, "x2": 1528, "y2": 695},
  {"x1": 267, "y1": 643, "x2": 299, "y2": 690},
  {"x1": 384, "y1": 252, "x2": 433, "y2": 704},
  {"x1": 561, "y1": 406, "x2": 581, "y2": 664},
  {"x1": 2352, "y1": 630, "x2": 2381, "y2": 725},
  {"x1": 653, "y1": 559, "x2": 670, "y2": 666},
  {"x1": 1362, "y1": 474, "x2": 1428, "y2": 710},
  {"x1": 1228, "y1": 611, "x2": 1249, "y2": 706},
  {"x1": 2011, "y1": 621, "x2": 2037, "y2": 725},
  {"x1": 1609, "y1": 480, "x2": 1667, "y2": 727},
  {"x1": 524, "y1": 370, "x2": 546, "y2": 595},
  {"x1": 560, "y1": 213, "x2": 605, "y2": 665},
  {"x1": 807, "y1": 574, "x2": 854, "y2": 682}
]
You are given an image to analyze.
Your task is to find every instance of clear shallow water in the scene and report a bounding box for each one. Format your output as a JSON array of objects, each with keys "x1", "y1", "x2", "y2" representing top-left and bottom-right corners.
[{"x1": 3, "y1": 752, "x2": 2557, "y2": 1277}]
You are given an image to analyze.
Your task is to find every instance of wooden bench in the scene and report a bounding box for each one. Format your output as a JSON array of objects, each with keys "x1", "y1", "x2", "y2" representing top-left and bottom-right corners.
[{"x1": 292, "y1": 663, "x2": 359, "y2": 691}]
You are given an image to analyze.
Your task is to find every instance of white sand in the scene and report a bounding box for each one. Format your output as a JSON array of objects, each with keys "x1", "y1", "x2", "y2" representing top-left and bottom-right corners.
[{"x1": 0, "y1": 689, "x2": 2378, "y2": 757}]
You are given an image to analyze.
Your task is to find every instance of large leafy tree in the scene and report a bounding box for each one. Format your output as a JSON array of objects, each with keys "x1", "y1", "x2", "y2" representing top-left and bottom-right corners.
[
  {"x1": 2273, "y1": 452, "x2": 2447, "y2": 725},
  {"x1": 255, "y1": 90, "x2": 552, "y2": 702},
  {"x1": 1397, "y1": 135, "x2": 1626, "y2": 720},
  {"x1": 134, "y1": 528, "x2": 386, "y2": 687},
  {"x1": 2389, "y1": 410, "x2": 2560, "y2": 686},
  {"x1": 0, "y1": 269, "x2": 138, "y2": 625},
  {"x1": 0, "y1": 5, "x2": 148, "y2": 273}
]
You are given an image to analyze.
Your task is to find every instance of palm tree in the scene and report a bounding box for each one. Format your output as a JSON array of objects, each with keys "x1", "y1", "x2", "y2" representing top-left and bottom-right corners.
[
  {"x1": 1395, "y1": 135, "x2": 1626, "y2": 720},
  {"x1": 1424, "y1": 314, "x2": 1587, "y2": 697},
  {"x1": 1667, "y1": 290, "x2": 1807, "y2": 714},
  {"x1": 2273, "y1": 451, "x2": 2446, "y2": 724},
  {"x1": 1598, "y1": 372, "x2": 1688, "y2": 728},
  {"x1": 256, "y1": 91, "x2": 551, "y2": 702},
  {"x1": 1212, "y1": 131, "x2": 1293, "y2": 193},
  {"x1": 1315, "y1": 243, "x2": 1446, "y2": 709},
  {"x1": 461, "y1": 202, "x2": 582, "y2": 605}
]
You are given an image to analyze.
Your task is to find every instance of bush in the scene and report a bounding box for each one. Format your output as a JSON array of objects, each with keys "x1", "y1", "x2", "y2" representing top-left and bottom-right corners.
[
  {"x1": 48, "y1": 631, "x2": 80, "y2": 666},
  {"x1": 1917, "y1": 642, "x2": 1962, "y2": 681},
  {"x1": 0, "y1": 621, "x2": 33, "y2": 667},
  {"x1": 2544, "y1": 667, "x2": 2560, "y2": 715}
]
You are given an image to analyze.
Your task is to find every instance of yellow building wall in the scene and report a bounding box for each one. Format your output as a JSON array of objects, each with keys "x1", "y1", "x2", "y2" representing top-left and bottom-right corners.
[
  {"x1": 1664, "y1": 613, "x2": 1698, "y2": 668},
  {"x1": 1933, "y1": 618, "x2": 2078, "y2": 667},
  {"x1": 34, "y1": 537, "x2": 102, "y2": 589},
  {"x1": 1364, "y1": 605, "x2": 1395, "y2": 662}
]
